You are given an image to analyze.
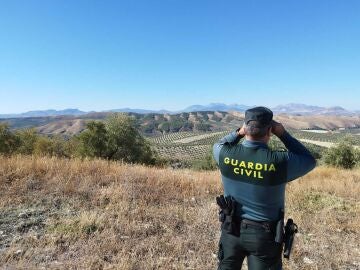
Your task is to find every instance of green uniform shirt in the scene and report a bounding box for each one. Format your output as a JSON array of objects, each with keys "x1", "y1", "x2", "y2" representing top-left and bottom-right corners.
[{"x1": 213, "y1": 131, "x2": 316, "y2": 221}]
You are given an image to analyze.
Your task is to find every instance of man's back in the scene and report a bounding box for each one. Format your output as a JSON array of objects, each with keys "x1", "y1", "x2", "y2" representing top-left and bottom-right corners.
[
  {"x1": 213, "y1": 106, "x2": 316, "y2": 270},
  {"x1": 213, "y1": 132, "x2": 316, "y2": 221}
]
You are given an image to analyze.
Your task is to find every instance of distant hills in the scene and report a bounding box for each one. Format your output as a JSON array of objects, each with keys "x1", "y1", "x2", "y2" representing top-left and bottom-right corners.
[
  {"x1": 1, "y1": 110, "x2": 359, "y2": 136},
  {"x1": 0, "y1": 109, "x2": 87, "y2": 118},
  {"x1": 272, "y1": 103, "x2": 352, "y2": 115},
  {"x1": 182, "y1": 103, "x2": 252, "y2": 112},
  {"x1": 0, "y1": 103, "x2": 358, "y2": 118}
]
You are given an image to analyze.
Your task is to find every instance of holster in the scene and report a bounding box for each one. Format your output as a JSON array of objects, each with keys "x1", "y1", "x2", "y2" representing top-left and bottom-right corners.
[
  {"x1": 283, "y1": 219, "x2": 298, "y2": 259},
  {"x1": 275, "y1": 209, "x2": 285, "y2": 243},
  {"x1": 221, "y1": 215, "x2": 240, "y2": 237},
  {"x1": 216, "y1": 195, "x2": 241, "y2": 237}
]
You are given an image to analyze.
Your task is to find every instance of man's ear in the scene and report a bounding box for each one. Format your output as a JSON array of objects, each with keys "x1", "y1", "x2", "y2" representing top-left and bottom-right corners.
[
  {"x1": 267, "y1": 126, "x2": 272, "y2": 136},
  {"x1": 243, "y1": 125, "x2": 249, "y2": 135}
]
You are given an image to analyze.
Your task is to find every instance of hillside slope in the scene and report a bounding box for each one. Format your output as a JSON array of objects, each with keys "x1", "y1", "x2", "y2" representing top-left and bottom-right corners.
[
  {"x1": 0, "y1": 156, "x2": 359, "y2": 269},
  {"x1": 2, "y1": 111, "x2": 360, "y2": 136}
]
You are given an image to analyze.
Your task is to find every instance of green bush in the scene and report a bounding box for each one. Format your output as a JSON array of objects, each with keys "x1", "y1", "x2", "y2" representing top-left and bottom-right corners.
[
  {"x1": 323, "y1": 142, "x2": 357, "y2": 169},
  {"x1": 301, "y1": 142, "x2": 324, "y2": 160},
  {"x1": 34, "y1": 136, "x2": 68, "y2": 157},
  {"x1": 191, "y1": 148, "x2": 218, "y2": 171},
  {"x1": 78, "y1": 114, "x2": 156, "y2": 164},
  {"x1": 77, "y1": 121, "x2": 108, "y2": 158},
  {"x1": 0, "y1": 123, "x2": 19, "y2": 154},
  {"x1": 105, "y1": 114, "x2": 155, "y2": 164},
  {"x1": 15, "y1": 128, "x2": 38, "y2": 155},
  {"x1": 354, "y1": 148, "x2": 360, "y2": 168},
  {"x1": 0, "y1": 123, "x2": 72, "y2": 158}
]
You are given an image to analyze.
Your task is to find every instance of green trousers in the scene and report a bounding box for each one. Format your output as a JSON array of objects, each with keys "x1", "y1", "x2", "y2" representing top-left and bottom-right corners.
[{"x1": 217, "y1": 223, "x2": 283, "y2": 270}]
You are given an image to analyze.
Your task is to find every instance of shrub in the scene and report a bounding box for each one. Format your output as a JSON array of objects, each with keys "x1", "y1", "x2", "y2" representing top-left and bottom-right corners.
[
  {"x1": 323, "y1": 142, "x2": 356, "y2": 169},
  {"x1": 354, "y1": 148, "x2": 360, "y2": 168},
  {"x1": 191, "y1": 148, "x2": 218, "y2": 171},
  {"x1": 33, "y1": 137, "x2": 53, "y2": 156},
  {"x1": 0, "y1": 123, "x2": 19, "y2": 154},
  {"x1": 105, "y1": 114, "x2": 155, "y2": 164},
  {"x1": 15, "y1": 128, "x2": 38, "y2": 155},
  {"x1": 77, "y1": 121, "x2": 108, "y2": 158},
  {"x1": 34, "y1": 136, "x2": 68, "y2": 157},
  {"x1": 78, "y1": 114, "x2": 156, "y2": 165}
]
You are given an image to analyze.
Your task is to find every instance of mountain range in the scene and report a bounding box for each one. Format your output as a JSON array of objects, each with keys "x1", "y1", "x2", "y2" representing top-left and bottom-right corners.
[
  {"x1": 1, "y1": 110, "x2": 359, "y2": 136},
  {"x1": 0, "y1": 103, "x2": 358, "y2": 119},
  {"x1": 0, "y1": 109, "x2": 87, "y2": 118}
]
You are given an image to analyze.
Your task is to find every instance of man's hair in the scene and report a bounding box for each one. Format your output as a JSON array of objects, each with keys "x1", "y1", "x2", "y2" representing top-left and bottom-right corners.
[{"x1": 245, "y1": 121, "x2": 270, "y2": 139}]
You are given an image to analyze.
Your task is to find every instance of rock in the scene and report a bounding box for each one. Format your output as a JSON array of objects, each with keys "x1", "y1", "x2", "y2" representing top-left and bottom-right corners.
[
  {"x1": 303, "y1": 257, "x2": 314, "y2": 264},
  {"x1": 15, "y1": 249, "x2": 22, "y2": 255},
  {"x1": 18, "y1": 212, "x2": 29, "y2": 218}
]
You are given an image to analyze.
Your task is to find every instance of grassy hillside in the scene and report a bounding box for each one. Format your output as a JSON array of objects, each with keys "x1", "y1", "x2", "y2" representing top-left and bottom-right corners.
[{"x1": 0, "y1": 156, "x2": 359, "y2": 269}]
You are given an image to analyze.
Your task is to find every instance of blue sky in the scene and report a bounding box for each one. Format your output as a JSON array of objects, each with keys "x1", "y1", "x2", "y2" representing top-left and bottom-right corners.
[{"x1": 0, "y1": 0, "x2": 359, "y2": 113}]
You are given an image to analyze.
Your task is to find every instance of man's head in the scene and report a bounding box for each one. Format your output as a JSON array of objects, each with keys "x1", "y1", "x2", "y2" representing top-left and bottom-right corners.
[{"x1": 244, "y1": 106, "x2": 273, "y2": 142}]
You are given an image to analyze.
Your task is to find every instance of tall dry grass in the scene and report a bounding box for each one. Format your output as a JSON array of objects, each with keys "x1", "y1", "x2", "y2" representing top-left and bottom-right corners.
[{"x1": 0, "y1": 155, "x2": 359, "y2": 269}]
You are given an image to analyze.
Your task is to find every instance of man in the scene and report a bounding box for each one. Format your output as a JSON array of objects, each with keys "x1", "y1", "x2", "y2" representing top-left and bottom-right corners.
[{"x1": 213, "y1": 106, "x2": 316, "y2": 270}]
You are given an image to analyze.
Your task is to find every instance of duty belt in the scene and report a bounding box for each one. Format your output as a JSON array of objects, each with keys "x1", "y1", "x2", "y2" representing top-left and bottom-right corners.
[{"x1": 241, "y1": 219, "x2": 277, "y2": 232}]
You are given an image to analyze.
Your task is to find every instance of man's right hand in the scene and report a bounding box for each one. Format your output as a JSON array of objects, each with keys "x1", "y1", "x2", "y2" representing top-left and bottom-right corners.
[
  {"x1": 237, "y1": 123, "x2": 246, "y2": 137},
  {"x1": 271, "y1": 120, "x2": 286, "y2": 137}
]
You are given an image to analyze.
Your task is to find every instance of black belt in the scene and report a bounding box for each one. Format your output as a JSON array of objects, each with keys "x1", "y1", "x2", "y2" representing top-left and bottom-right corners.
[{"x1": 233, "y1": 218, "x2": 277, "y2": 232}]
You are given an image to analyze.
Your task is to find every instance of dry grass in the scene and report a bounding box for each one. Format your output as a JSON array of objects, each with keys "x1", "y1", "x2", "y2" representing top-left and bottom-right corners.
[{"x1": 0, "y1": 156, "x2": 359, "y2": 270}]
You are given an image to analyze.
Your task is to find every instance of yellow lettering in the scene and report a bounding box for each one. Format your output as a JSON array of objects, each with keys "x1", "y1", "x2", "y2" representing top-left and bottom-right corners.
[
  {"x1": 231, "y1": 159, "x2": 238, "y2": 166},
  {"x1": 234, "y1": 168, "x2": 239, "y2": 174},
  {"x1": 248, "y1": 162, "x2": 254, "y2": 169},
  {"x1": 255, "y1": 163, "x2": 263, "y2": 170},
  {"x1": 269, "y1": 164, "x2": 276, "y2": 171},
  {"x1": 245, "y1": 170, "x2": 252, "y2": 176},
  {"x1": 258, "y1": 171, "x2": 264, "y2": 179},
  {"x1": 239, "y1": 161, "x2": 246, "y2": 168},
  {"x1": 264, "y1": 164, "x2": 268, "y2": 171},
  {"x1": 224, "y1": 157, "x2": 230, "y2": 164}
]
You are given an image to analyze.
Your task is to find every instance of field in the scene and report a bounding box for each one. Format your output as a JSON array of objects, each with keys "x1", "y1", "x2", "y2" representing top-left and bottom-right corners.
[
  {"x1": 148, "y1": 131, "x2": 229, "y2": 161},
  {"x1": 148, "y1": 129, "x2": 360, "y2": 162},
  {"x1": 0, "y1": 156, "x2": 359, "y2": 269}
]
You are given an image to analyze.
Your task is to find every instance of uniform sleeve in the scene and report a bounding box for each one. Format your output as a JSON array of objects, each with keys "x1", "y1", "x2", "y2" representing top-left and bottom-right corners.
[
  {"x1": 279, "y1": 131, "x2": 316, "y2": 181},
  {"x1": 213, "y1": 130, "x2": 244, "y2": 165}
]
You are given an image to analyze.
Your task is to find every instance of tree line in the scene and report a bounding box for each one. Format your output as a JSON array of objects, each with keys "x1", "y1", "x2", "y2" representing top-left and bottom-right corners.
[
  {"x1": 1, "y1": 113, "x2": 360, "y2": 169},
  {"x1": 0, "y1": 114, "x2": 157, "y2": 165}
]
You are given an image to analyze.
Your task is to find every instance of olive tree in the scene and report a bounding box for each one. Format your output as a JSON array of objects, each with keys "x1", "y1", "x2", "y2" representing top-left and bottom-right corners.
[
  {"x1": 105, "y1": 114, "x2": 155, "y2": 164},
  {"x1": 78, "y1": 114, "x2": 156, "y2": 164},
  {"x1": 323, "y1": 141, "x2": 356, "y2": 169},
  {"x1": 77, "y1": 121, "x2": 108, "y2": 158}
]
